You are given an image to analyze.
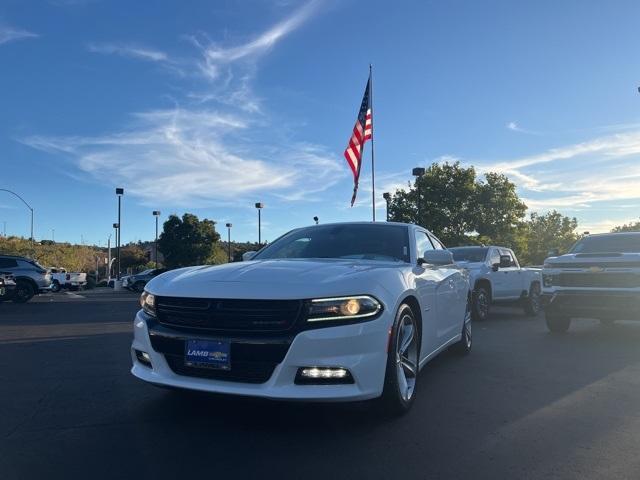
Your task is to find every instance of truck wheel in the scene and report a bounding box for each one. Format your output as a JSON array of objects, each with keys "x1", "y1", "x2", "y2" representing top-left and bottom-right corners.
[
  {"x1": 472, "y1": 286, "x2": 491, "y2": 321},
  {"x1": 523, "y1": 284, "x2": 541, "y2": 317},
  {"x1": 13, "y1": 281, "x2": 35, "y2": 303},
  {"x1": 50, "y1": 281, "x2": 61, "y2": 293},
  {"x1": 545, "y1": 312, "x2": 571, "y2": 333}
]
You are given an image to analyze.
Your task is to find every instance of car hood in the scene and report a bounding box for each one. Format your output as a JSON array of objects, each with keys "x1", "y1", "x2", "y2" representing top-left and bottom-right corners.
[{"x1": 146, "y1": 259, "x2": 405, "y2": 299}]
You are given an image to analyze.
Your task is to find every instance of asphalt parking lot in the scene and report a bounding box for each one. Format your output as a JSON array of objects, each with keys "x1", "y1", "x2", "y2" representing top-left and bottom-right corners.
[{"x1": 1, "y1": 291, "x2": 639, "y2": 480}]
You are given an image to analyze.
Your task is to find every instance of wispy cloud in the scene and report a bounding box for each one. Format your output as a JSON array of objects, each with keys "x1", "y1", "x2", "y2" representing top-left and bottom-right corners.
[
  {"x1": 0, "y1": 24, "x2": 38, "y2": 45},
  {"x1": 87, "y1": 43, "x2": 169, "y2": 62},
  {"x1": 506, "y1": 121, "x2": 540, "y2": 135},
  {"x1": 21, "y1": 108, "x2": 341, "y2": 206},
  {"x1": 472, "y1": 129, "x2": 640, "y2": 213},
  {"x1": 192, "y1": 0, "x2": 320, "y2": 80},
  {"x1": 24, "y1": 2, "x2": 332, "y2": 208}
]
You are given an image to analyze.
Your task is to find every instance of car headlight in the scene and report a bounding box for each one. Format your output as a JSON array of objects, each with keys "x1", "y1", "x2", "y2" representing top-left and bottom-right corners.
[
  {"x1": 307, "y1": 296, "x2": 382, "y2": 323},
  {"x1": 140, "y1": 291, "x2": 156, "y2": 317},
  {"x1": 543, "y1": 273, "x2": 553, "y2": 287}
]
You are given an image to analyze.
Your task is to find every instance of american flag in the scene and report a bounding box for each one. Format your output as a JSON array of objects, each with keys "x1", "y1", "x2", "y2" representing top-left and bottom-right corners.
[{"x1": 344, "y1": 75, "x2": 372, "y2": 206}]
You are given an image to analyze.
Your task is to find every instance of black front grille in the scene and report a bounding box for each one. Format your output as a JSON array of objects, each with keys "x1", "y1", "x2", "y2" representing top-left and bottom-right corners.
[
  {"x1": 150, "y1": 332, "x2": 290, "y2": 384},
  {"x1": 556, "y1": 272, "x2": 640, "y2": 288},
  {"x1": 164, "y1": 355, "x2": 277, "y2": 383},
  {"x1": 155, "y1": 296, "x2": 304, "y2": 334}
]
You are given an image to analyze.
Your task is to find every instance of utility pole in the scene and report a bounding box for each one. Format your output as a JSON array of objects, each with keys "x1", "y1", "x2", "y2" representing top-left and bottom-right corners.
[
  {"x1": 115, "y1": 188, "x2": 124, "y2": 280},
  {"x1": 383, "y1": 192, "x2": 391, "y2": 221},
  {"x1": 255, "y1": 202, "x2": 264, "y2": 245},
  {"x1": 226, "y1": 223, "x2": 232, "y2": 262},
  {"x1": 107, "y1": 234, "x2": 112, "y2": 281},
  {"x1": 0, "y1": 189, "x2": 34, "y2": 244},
  {"x1": 153, "y1": 211, "x2": 161, "y2": 268}
]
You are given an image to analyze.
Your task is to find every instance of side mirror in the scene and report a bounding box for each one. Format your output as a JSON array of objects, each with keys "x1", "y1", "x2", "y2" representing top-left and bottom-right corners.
[
  {"x1": 242, "y1": 251, "x2": 257, "y2": 261},
  {"x1": 419, "y1": 250, "x2": 454, "y2": 266},
  {"x1": 547, "y1": 249, "x2": 560, "y2": 257},
  {"x1": 499, "y1": 255, "x2": 512, "y2": 268}
]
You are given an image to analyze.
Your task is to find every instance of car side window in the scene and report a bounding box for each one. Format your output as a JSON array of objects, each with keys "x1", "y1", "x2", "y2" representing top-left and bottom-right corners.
[
  {"x1": 429, "y1": 235, "x2": 445, "y2": 250},
  {"x1": 499, "y1": 249, "x2": 515, "y2": 267},
  {"x1": 414, "y1": 231, "x2": 434, "y2": 259},
  {"x1": 0, "y1": 258, "x2": 18, "y2": 268},
  {"x1": 507, "y1": 250, "x2": 519, "y2": 268},
  {"x1": 489, "y1": 249, "x2": 500, "y2": 265}
]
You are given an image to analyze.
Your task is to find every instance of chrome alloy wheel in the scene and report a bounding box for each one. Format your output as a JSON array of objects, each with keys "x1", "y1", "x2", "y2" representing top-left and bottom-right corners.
[
  {"x1": 395, "y1": 313, "x2": 419, "y2": 402},
  {"x1": 464, "y1": 320, "x2": 472, "y2": 349}
]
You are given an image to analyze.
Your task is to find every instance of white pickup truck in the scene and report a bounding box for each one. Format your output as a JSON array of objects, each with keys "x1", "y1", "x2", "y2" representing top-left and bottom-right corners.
[
  {"x1": 542, "y1": 232, "x2": 640, "y2": 333},
  {"x1": 49, "y1": 268, "x2": 88, "y2": 292},
  {"x1": 449, "y1": 246, "x2": 542, "y2": 320}
]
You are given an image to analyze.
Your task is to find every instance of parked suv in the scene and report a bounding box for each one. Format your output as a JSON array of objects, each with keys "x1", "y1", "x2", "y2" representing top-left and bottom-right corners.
[
  {"x1": 0, "y1": 255, "x2": 51, "y2": 303},
  {"x1": 0, "y1": 272, "x2": 17, "y2": 302}
]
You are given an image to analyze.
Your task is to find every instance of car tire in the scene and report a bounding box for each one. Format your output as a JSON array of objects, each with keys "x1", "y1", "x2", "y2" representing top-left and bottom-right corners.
[
  {"x1": 133, "y1": 281, "x2": 145, "y2": 293},
  {"x1": 472, "y1": 286, "x2": 491, "y2": 321},
  {"x1": 13, "y1": 281, "x2": 35, "y2": 303},
  {"x1": 453, "y1": 301, "x2": 472, "y2": 355},
  {"x1": 380, "y1": 303, "x2": 421, "y2": 416},
  {"x1": 523, "y1": 283, "x2": 541, "y2": 317},
  {"x1": 545, "y1": 312, "x2": 571, "y2": 333},
  {"x1": 50, "y1": 281, "x2": 61, "y2": 293}
]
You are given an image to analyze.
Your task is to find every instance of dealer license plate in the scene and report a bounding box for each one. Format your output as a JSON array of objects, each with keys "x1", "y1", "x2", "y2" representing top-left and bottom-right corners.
[{"x1": 185, "y1": 339, "x2": 231, "y2": 370}]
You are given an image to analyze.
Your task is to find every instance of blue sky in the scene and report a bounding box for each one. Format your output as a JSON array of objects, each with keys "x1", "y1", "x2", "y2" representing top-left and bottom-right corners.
[{"x1": 1, "y1": 0, "x2": 640, "y2": 245}]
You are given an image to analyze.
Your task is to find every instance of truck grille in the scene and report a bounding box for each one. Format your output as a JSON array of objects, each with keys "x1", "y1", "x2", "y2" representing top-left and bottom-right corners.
[
  {"x1": 155, "y1": 296, "x2": 303, "y2": 333},
  {"x1": 555, "y1": 272, "x2": 640, "y2": 288}
]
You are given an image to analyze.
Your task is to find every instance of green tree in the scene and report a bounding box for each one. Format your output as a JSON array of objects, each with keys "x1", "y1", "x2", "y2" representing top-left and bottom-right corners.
[
  {"x1": 387, "y1": 162, "x2": 527, "y2": 247},
  {"x1": 158, "y1": 213, "x2": 220, "y2": 268},
  {"x1": 474, "y1": 172, "x2": 527, "y2": 244},
  {"x1": 611, "y1": 218, "x2": 640, "y2": 232},
  {"x1": 521, "y1": 210, "x2": 579, "y2": 265},
  {"x1": 388, "y1": 162, "x2": 478, "y2": 245},
  {"x1": 120, "y1": 243, "x2": 149, "y2": 271}
]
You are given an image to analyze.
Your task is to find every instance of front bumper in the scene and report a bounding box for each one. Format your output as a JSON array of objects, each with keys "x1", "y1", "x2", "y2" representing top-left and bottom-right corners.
[
  {"x1": 130, "y1": 310, "x2": 390, "y2": 401},
  {"x1": 542, "y1": 289, "x2": 640, "y2": 320}
]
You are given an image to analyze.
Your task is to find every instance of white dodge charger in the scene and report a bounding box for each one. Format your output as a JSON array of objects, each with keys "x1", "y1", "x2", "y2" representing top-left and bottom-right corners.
[{"x1": 131, "y1": 222, "x2": 472, "y2": 413}]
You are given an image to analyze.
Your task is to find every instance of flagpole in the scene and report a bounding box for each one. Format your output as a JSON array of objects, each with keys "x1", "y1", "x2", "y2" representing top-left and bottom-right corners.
[{"x1": 369, "y1": 63, "x2": 376, "y2": 222}]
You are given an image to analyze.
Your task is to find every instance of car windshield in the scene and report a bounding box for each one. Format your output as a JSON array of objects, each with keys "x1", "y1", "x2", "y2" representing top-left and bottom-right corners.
[
  {"x1": 138, "y1": 269, "x2": 153, "y2": 275},
  {"x1": 570, "y1": 234, "x2": 640, "y2": 253},
  {"x1": 253, "y1": 224, "x2": 410, "y2": 263},
  {"x1": 449, "y1": 247, "x2": 488, "y2": 262}
]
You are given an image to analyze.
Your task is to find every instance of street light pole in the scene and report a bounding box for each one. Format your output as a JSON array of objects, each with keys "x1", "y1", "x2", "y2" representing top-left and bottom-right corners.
[
  {"x1": 0, "y1": 189, "x2": 34, "y2": 243},
  {"x1": 225, "y1": 223, "x2": 232, "y2": 262},
  {"x1": 412, "y1": 168, "x2": 426, "y2": 227},
  {"x1": 255, "y1": 203, "x2": 264, "y2": 245},
  {"x1": 152, "y1": 211, "x2": 161, "y2": 269},
  {"x1": 115, "y1": 188, "x2": 124, "y2": 280},
  {"x1": 383, "y1": 192, "x2": 391, "y2": 222}
]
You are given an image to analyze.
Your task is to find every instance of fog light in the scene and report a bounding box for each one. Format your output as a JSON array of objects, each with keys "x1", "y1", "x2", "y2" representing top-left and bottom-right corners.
[
  {"x1": 135, "y1": 349, "x2": 152, "y2": 368},
  {"x1": 295, "y1": 367, "x2": 354, "y2": 385}
]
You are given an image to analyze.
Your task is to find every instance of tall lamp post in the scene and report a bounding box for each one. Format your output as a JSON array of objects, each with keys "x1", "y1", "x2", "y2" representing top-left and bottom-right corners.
[
  {"x1": 255, "y1": 202, "x2": 264, "y2": 245},
  {"x1": 115, "y1": 188, "x2": 124, "y2": 279},
  {"x1": 112, "y1": 223, "x2": 119, "y2": 279},
  {"x1": 225, "y1": 223, "x2": 232, "y2": 262},
  {"x1": 152, "y1": 211, "x2": 161, "y2": 268},
  {"x1": 412, "y1": 168, "x2": 425, "y2": 226},
  {"x1": 0, "y1": 189, "x2": 34, "y2": 243},
  {"x1": 383, "y1": 192, "x2": 391, "y2": 222}
]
